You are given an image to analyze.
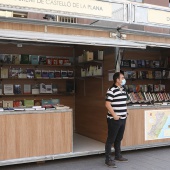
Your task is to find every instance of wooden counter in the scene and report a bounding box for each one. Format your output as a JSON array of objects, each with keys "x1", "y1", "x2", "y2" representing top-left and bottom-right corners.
[
  {"x1": 122, "y1": 106, "x2": 170, "y2": 148},
  {"x1": 0, "y1": 110, "x2": 73, "y2": 160}
]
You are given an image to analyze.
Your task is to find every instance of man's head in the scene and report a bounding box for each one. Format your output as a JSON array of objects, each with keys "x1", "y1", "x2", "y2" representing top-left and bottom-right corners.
[{"x1": 113, "y1": 72, "x2": 126, "y2": 86}]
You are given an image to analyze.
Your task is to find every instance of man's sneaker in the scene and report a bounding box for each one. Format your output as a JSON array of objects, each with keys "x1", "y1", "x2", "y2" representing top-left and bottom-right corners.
[
  {"x1": 105, "y1": 160, "x2": 117, "y2": 168},
  {"x1": 115, "y1": 155, "x2": 128, "y2": 162}
]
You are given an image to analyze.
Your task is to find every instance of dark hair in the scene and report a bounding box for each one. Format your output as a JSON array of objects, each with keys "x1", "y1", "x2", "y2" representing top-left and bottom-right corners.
[{"x1": 113, "y1": 72, "x2": 124, "y2": 85}]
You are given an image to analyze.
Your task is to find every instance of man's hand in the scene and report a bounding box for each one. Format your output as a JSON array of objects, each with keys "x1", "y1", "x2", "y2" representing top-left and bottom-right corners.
[{"x1": 113, "y1": 115, "x2": 120, "y2": 120}]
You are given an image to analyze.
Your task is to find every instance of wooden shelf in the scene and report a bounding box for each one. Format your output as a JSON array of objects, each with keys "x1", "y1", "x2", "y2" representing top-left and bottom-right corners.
[
  {"x1": 1, "y1": 64, "x2": 74, "y2": 67},
  {"x1": 0, "y1": 77, "x2": 74, "y2": 80}
]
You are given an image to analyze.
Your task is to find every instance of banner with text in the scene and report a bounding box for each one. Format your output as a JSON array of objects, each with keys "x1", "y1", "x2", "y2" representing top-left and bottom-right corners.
[{"x1": 0, "y1": 0, "x2": 112, "y2": 18}]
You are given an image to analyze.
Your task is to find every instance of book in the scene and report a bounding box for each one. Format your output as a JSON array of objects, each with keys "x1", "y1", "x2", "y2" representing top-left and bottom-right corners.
[
  {"x1": 31, "y1": 55, "x2": 39, "y2": 65},
  {"x1": 61, "y1": 70, "x2": 68, "y2": 78},
  {"x1": 52, "y1": 84, "x2": 58, "y2": 93},
  {"x1": 159, "y1": 84, "x2": 165, "y2": 92},
  {"x1": 124, "y1": 71, "x2": 136, "y2": 79},
  {"x1": 130, "y1": 60, "x2": 137, "y2": 68},
  {"x1": 3, "y1": 100, "x2": 13, "y2": 108},
  {"x1": 4, "y1": 54, "x2": 12, "y2": 64},
  {"x1": 46, "y1": 57, "x2": 52, "y2": 65},
  {"x1": 0, "y1": 84, "x2": 2, "y2": 95},
  {"x1": 152, "y1": 60, "x2": 160, "y2": 68},
  {"x1": 26, "y1": 69, "x2": 34, "y2": 78},
  {"x1": 24, "y1": 99, "x2": 34, "y2": 107},
  {"x1": 4, "y1": 84, "x2": 13, "y2": 94},
  {"x1": 52, "y1": 58, "x2": 58, "y2": 65},
  {"x1": 48, "y1": 70, "x2": 54, "y2": 78},
  {"x1": 12, "y1": 54, "x2": 21, "y2": 64},
  {"x1": 40, "y1": 83, "x2": 46, "y2": 93},
  {"x1": 46, "y1": 84, "x2": 52, "y2": 93},
  {"x1": 39, "y1": 56, "x2": 46, "y2": 65},
  {"x1": 51, "y1": 99, "x2": 60, "y2": 106},
  {"x1": 9, "y1": 68, "x2": 20, "y2": 78},
  {"x1": 41, "y1": 70, "x2": 49, "y2": 78},
  {"x1": 42, "y1": 99, "x2": 52, "y2": 108},
  {"x1": 34, "y1": 100, "x2": 41, "y2": 106},
  {"x1": 148, "y1": 84, "x2": 153, "y2": 92},
  {"x1": 31, "y1": 84, "x2": 40, "y2": 94},
  {"x1": 154, "y1": 71, "x2": 162, "y2": 79},
  {"x1": 14, "y1": 84, "x2": 21, "y2": 94},
  {"x1": 154, "y1": 85, "x2": 160, "y2": 92},
  {"x1": 1, "y1": 67, "x2": 8, "y2": 78},
  {"x1": 18, "y1": 68, "x2": 27, "y2": 78},
  {"x1": 121, "y1": 60, "x2": 130, "y2": 67},
  {"x1": 13, "y1": 100, "x2": 24, "y2": 107},
  {"x1": 24, "y1": 84, "x2": 31, "y2": 94},
  {"x1": 162, "y1": 70, "x2": 169, "y2": 79},
  {"x1": 137, "y1": 60, "x2": 142, "y2": 67},
  {"x1": 67, "y1": 70, "x2": 74, "y2": 77},
  {"x1": 145, "y1": 60, "x2": 150, "y2": 68},
  {"x1": 138, "y1": 71, "x2": 148, "y2": 79},
  {"x1": 54, "y1": 70, "x2": 61, "y2": 78},
  {"x1": 20, "y1": 54, "x2": 30, "y2": 64},
  {"x1": 0, "y1": 54, "x2": 5, "y2": 64},
  {"x1": 35, "y1": 70, "x2": 41, "y2": 78},
  {"x1": 148, "y1": 71, "x2": 153, "y2": 79}
]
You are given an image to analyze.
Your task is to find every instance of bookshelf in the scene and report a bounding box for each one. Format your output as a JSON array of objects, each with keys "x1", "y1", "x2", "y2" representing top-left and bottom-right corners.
[{"x1": 120, "y1": 49, "x2": 170, "y2": 106}]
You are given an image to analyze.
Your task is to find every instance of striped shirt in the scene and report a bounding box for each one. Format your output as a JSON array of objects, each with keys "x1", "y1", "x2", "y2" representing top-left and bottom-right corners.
[{"x1": 105, "y1": 85, "x2": 127, "y2": 119}]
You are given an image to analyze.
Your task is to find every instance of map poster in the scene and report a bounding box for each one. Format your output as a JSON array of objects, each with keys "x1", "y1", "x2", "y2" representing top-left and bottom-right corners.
[{"x1": 145, "y1": 110, "x2": 170, "y2": 140}]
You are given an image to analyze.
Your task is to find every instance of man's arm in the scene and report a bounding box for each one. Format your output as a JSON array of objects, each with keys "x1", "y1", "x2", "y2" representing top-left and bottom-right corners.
[{"x1": 105, "y1": 101, "x2": 120, "y2": 120}]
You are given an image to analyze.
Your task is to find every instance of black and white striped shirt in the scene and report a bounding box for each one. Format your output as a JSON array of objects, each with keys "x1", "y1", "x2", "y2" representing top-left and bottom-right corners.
[{"x1": 105, "y1": 85, "x2": 127, "y2": 119}]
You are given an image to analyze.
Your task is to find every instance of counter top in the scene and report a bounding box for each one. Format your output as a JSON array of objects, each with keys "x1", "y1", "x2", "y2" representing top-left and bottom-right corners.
[
  {"x1": 0, "y1": 109, "x2": 72, "y2": 115},
  {"x1": 128, "y1": 105, "x2": 170, "y2": 110}
]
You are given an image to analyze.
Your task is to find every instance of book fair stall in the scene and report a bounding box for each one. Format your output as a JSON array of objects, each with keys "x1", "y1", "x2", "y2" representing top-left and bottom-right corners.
[{"x1": 0, "y1": 0, "x2": 170, "y2": 167}]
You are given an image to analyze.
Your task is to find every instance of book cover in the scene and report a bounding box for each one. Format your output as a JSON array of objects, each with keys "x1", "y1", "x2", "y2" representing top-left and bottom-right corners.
[
  {"x1": 46, "y1": 84, "x2": 52, "y2": 93},
  {"x1": 0, "y1": 84, "x2": 2, "y2": 95},
  {"x1": 152, "y1": 60, "x2": 160, "y2": 68},
  {"x1": 137, "y1": 60, "x2": 142, "y2": 67},
  {"x1": 154, "y1": 71, "x2": 162, "y2": 79},
  {"x1": 148, "y1": 71, "x2": 153, "y2": 79},
  {"x1": 51, "y1": 99, "x2": 60, "y2": 106},
  {"x1": 141, "y1": 60, "x2": 145, "y2": 67},
  {"x1": 52, "y1": 84, "x2": 58, "y2": 93},
  {"x1": 26, "y1": 69, "x2": 34, "y2": 78},
  {"x1": 130, "y1": 60, "x2": 137, "y2": 68},
  {"x1": 40, "y1": 83, "x2": 46, "y2": 93},
  {"x1": 18, "y1": 68, "x2": 27, "y2": 78},
  {"x1": 61, "y1": 70, "x2": 68, "y2": 78},
  {"x1": 138, "y1": 71, "x2": 148, "y2": 79},
  {"x1": 13, "y1": 100, "x2": 24, "y2": 107},
  {"x1": 9, "y1": 68, "x2": 20, "y2": 78},
  {"x1": 42, "y1": 99, "x2": 52, "y2": 108},
  {"x1": 48, "y1": 70, "x2": 54, "y2": 78},
  {"x1": 159, "y1": 84, "x2": 165, "y2": 92},
  {"x1": 39, "y1": 56, "x2": 46, "y2": 65},
  {"x1": 54, "y1": 70, "x2": 61, "y2": 78},
  {"x1": 145, "y1": 60, "x2": 150, "y2": 68},
  {"x1": 4, "y1": 84, "x2": 13, "y2": 94},
  {"x1": 12, "y1": 54, "x2": 21, "y2": 64},
  {"x1": 121, "y1": 60, "x2": 130, "y2": 67},
  {"x1": 24, "y1": 99, "x2": 34, "y2": 107},
  {"x1": 41, "y1": 70, "x2": 49, "y2": 78},
  {"x1": 4, "y1": 54, "x2": 12, "y2": 64},
  {"x1": 31, "y1": 55, "x2": 39, "y2": 65},
  {"x1": 162, "y1": 70, "x2": 169, "y2": 79},
  {"x1": 14, "y1": 84, "x2": 21, "y2": 94},
  {"x1": 3, "y1": 100, "x2": 13, "y2": 108},
  {"x1": 0, "y1": 54, "x2": 5, "y2": 64},
  {"x1": 35, "y1": 70, "x2": 42, "y2": 78},
  {"x1": 34, "y1": 100, "x2": 42, "y2": 106},
  {"x1": 46, "y1": 57, "x2": 52, "y2": 65},
  {"x1": 24, "y1": 84, "x2": 31, "y2": 94},
  {"x1": 148, "y1": 84, "x2": 153, "y2": 92},
  {"x1": 20, "y1": 54, "x2": 30, "y2": 64},
  {"x1": 154, "y1": 85, "x2": 160, "y2": 92},
  {"x1": 52, "y1": 58, "x2": 58, "y2": 65},
  {"x1": 67, "y1": 70, "x2": 74, "y2": 77},
  {"x1": 1, "y1": 67, "x2": 8, "y2": 78},
  {"x1": 31, "y1": 84, "x2": 40, "y2": 94}
]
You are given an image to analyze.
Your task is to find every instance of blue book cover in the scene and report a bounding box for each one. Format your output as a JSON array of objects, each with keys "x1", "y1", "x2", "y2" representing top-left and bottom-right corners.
[
  {"x1": 48, "y1": 70, "x2": 54, "y2": 78},
  {"x1": 31, "y1": 55, "x2": 39, "y2": 65}
]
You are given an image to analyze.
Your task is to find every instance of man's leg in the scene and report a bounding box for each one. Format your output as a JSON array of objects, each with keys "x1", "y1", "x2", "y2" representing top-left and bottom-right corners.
[
  {"x1": 114, "y1": 119, "x2": 127, "y2": 162},
  {"x1": 105, "y1": 118, "x2": 121, "y2": 161}
]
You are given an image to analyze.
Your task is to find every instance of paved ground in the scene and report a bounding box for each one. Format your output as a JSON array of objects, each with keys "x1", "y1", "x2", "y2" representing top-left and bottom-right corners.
[{"x1": 2, "y1": 146, "x2": 170, "y2": 170}]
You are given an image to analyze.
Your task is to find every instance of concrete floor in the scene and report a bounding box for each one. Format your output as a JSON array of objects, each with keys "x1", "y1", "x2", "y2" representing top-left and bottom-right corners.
[{"x1": 2, "y1": 146, "x2": 170, "y2": 170}]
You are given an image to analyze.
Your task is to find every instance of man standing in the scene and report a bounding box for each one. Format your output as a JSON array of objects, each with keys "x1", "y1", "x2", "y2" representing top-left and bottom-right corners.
[{"x1": 105, "y1": 72, "x2": 128, "y2": 168}]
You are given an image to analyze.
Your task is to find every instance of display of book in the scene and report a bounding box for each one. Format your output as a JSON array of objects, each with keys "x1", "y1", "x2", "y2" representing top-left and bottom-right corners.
[{"x1": 1, "y1": 67, "x2": 8, "y2": 78}]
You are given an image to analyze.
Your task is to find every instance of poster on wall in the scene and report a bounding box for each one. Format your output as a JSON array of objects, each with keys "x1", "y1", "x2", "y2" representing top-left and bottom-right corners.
[{"x1": 145, "y1": 110, "x2": 170, "y2": 141}]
